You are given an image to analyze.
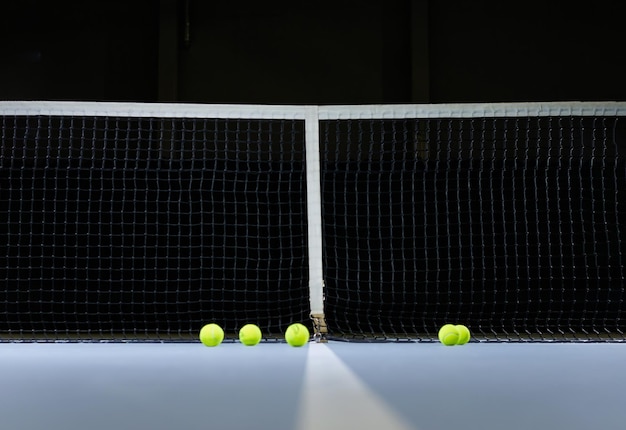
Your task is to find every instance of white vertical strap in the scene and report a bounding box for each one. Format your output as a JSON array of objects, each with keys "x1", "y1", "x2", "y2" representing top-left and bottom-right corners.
[{"x1": 305, "y1": 106, "x2": 325, "y2": 317}]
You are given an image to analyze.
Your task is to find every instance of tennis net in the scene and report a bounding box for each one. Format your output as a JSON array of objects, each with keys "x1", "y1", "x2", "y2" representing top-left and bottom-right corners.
[
  {"x1": 320, "y1": 104, "x2": 626, "y2": 342},
  {"x1": 0, "y1": 101, "x2": 624, "y2": 342}
]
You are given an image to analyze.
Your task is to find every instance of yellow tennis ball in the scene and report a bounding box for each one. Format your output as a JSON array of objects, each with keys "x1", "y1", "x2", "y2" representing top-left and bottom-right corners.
[
  {"x1": 239, "y1": 324, "x2": 262, "y2": 346},
  {"x1": 438, "y1": 324, "x2": 460, "y2": 346},
  {"x1": 199, "y1": 323, "x2": 224, "y2": 347},
  {"x1": 455, "y1": 324, "x2": 471, "y2": 345},
  {"x1": 285, "y1": 323, "x2": 310, "y2": 347}
]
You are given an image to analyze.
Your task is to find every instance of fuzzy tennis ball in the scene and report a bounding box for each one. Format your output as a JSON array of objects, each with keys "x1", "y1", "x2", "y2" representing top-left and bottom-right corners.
[
  {"x1": 438, "y1": 324, "x2": 460, "y2": 346},
  {"x1": 239, "y1": 324, "x2": 262, "y2": 346},
  {"x1": 455, "y1": 324, "x2": 471, "y2": 345},
  {"x1": 199, "y1": 323, "x2": 224, "y2": 347},
  {"x1": 285, "y1": 323, "x2": 310, "y2": 347}
]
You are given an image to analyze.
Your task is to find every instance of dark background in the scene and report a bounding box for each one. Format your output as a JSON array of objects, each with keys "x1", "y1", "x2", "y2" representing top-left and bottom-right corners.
[
  {"x1": 1, "y1": 0, "x2": 625, "y2": 340},
  {"x1": 2, "y1": 0, "x2": 626, "y2": 104}
]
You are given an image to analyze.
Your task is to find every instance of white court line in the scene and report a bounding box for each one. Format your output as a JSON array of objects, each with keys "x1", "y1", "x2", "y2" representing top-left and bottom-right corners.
[{"x1": 297, "y1": 343, "x2": 416, "y2": 430}]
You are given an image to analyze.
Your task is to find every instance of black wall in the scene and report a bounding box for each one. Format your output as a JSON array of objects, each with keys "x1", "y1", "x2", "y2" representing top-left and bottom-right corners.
[
  {"x1": 2, "y1": 0, "x2": 626, "y2": 104},
  {"x1": 1, "y1": 0, "x2": 158, "y2": 102},
  {"x1": 429, "y1": 2, "x2": 626, "y2": 102}
]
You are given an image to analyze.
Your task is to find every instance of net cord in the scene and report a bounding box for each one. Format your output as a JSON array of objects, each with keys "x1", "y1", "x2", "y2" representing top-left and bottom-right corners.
[{"x1": 3, "y1": 101, "x2": 626, "y2": 119}]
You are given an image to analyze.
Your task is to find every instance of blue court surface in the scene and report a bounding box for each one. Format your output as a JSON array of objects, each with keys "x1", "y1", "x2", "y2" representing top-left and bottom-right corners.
[{"x1": 1, "y1": 341, "x2": 625, "y2": 430}]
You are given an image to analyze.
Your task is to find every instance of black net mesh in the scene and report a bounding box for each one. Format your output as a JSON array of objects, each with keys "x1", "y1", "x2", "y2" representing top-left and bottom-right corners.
[
  {"x1": 0, "y1": 115, "x2": 309, "y2": 340},
  {"x1": 321, "y1": 116, "x2": 626, "y2": 341}
]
